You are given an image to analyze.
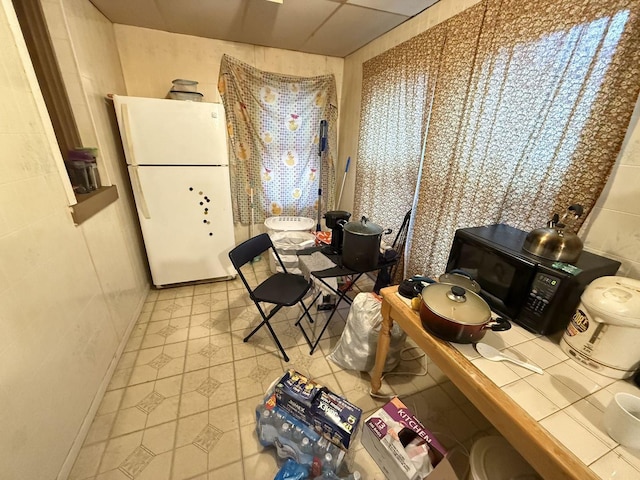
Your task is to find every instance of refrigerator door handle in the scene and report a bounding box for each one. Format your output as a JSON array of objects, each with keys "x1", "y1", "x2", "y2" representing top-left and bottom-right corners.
[
  {"x1": 121, "y1": 103, "x2": 138, "y2": 166},
  {"x1": 129, "y1": 166, "x2": 151, "y2": 219}
]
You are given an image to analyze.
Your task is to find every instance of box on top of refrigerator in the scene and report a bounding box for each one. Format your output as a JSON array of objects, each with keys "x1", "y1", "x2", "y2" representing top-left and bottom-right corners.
[{"x1": 362, "y1": 397, "x2": 457, "y2": 480}]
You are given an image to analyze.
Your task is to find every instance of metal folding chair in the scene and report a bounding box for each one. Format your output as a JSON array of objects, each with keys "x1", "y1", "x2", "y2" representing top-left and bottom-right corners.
[
  {"x1": 374, "y1": 209, "x2": 411, "y2": 293},
  {"x1": 228, "y1": 233, "x2": 315, "y2": 362}
]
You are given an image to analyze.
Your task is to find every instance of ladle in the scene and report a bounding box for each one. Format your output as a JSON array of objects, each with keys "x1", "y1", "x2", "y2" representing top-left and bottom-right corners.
[{"x1": 475, "y1": 342, "x2": 543, "y2": 374}]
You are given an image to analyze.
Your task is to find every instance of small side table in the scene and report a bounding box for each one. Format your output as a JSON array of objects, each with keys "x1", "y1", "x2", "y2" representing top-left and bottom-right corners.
[{"x1": 296, "y1": 247, "x2": 397, "y2": 354}]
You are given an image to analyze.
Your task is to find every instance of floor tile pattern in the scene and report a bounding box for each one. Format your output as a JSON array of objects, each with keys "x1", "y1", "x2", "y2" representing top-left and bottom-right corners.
[{"x1": 69, "y1": 258, "x2": 488, "y2": 480}]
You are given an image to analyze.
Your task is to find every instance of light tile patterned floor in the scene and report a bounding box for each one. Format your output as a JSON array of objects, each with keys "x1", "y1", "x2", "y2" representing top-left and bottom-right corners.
[{"x1": 69, "y1": 258, "x2": 488, "y2": 480}]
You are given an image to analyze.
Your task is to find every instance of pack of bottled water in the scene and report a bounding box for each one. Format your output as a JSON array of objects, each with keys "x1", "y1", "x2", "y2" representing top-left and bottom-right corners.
[
  {"x1": 255, "y1": 373, "x2": 362, "y2": 480},
  {"x1": 256, "y1": 403, "x2": 345, "y2": 472}
]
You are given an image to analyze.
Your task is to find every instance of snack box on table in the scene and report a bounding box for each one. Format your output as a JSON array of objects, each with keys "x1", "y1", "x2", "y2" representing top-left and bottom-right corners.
[
  {"x1": 362, "y1": 397, "x2": 458, "y2": 480},
  {"x1": 268, "y1": 369, "x2": 362, "y2": 451}
]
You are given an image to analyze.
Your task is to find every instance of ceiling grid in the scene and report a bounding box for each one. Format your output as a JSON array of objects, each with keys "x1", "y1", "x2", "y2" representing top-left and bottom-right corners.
[{"x1": 89, "y1": 0, "x2": 439, "y2": 57}]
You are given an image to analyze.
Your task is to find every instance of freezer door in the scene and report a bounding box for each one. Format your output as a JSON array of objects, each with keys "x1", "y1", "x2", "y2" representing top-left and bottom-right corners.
[
  {"x1": 114, "y1": 95, "x2": 228, "y2": 166},
  {"x1": 128, "y1": 165, "x2": 236, "y2": 287}
]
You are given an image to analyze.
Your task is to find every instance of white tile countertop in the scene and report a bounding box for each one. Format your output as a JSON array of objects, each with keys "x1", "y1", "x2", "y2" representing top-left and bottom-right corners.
[
  {"x1": 374, "y1": 288, "x2": 640, "y2": 479},
  {"x1": 452, "y1": 324, "x2": 640, "y2": 479}
]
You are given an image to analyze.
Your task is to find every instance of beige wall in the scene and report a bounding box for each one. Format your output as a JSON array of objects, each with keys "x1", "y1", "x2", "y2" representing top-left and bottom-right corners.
[
  {"x1": 2, "y1": 0, "x2": 637, "y2": 475},
  {"x1": 582, "y1": 100, "x2": 640, "y2": 279},
  {"x1": 0, "y1": 0, "x2": 148, "y2": 478},
  {"x1": 113, "y1": 25, "x2": 345, "y2": 242},
  {"x1": 114, "y1": 25, "x2": 344, "y2": 106},
  {"x1": 338, "y1": 0, "x2": 640, "y2": 279},
  {"x1": 44, "y1": 0, "x2": 150, "y2": 322}
]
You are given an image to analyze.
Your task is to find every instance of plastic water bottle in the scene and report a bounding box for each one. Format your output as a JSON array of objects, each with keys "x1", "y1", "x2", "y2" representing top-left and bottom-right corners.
[
  {"x1": 300, "y1": 437, "x2": 314, "y2": 455},
  {"x1": 314, "y1": 437, "x2": 329, "y2": 457},
  {"x1": 323, "y1": 452, "x2": 334, "y2": 473},
  {"x1": 256, "y1": 405, "x2": 267, "y2": 420},
  {"x1": 273, "y1": 411, "x2": 285, "y2": 429},
  {"x1": 280, "y1": 422, "x2": 292, "y2": 440},
  {"x1": 320, "y1": 452, "x2": 337, "y2": 479},
  {"x1": 258, "y1": 409, "x2": 277, "y2": 444},
  {"x1": 292, "y1": 426, "x2": 304, "y2": 443},
  {"x1": 344, "y1": 471, "x2": 362, "y2": 480},
  {"x1": 260, "y1": 409, "x2": 273, "y2": 429},
  {"x1": 326, "y1": 441, "x2": 340, "y2": 459}
]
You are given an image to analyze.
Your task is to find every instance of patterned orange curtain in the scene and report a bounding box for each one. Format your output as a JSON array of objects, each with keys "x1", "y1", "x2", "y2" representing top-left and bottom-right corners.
[
  {"x1": 218, "y1": 55, "x2": 338, "y2": 224},
  {"x1": 355, "y1": 23, "x2": 447, "y2": 239},
  {"x1": 357, "y1": 0, "x2": 640, "y2": 278},
  {"x1": 355, "y1": 24, "x2": 448, "y2": 282},
  {"x1": 409, "y1": 0, "x2": 640, "y2": 277}
]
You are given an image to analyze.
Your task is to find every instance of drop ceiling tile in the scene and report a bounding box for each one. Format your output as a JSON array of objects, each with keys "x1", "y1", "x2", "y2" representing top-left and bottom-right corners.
[
  {"x1": 346, "y1": 0, "x2": 438, "y2": 16},
  {"x1": 88, "y1": 0, "x2": 430, "y2": 57},
  {"x1": 89, "y1": 0, "x2": 167, "y2": 31},
  {"x1": 239, "y1": 0, "x2": 341, "y2": 51},
  {"x1": 155, "y1": 0, "x2": 246, "y2": 42},
  {"x1": 303, "y1": 4, "x2": 407, "y2": 56}
]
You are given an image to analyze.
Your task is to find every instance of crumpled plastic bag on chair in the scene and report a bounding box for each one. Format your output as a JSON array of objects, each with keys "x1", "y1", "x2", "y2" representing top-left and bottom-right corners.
[{"x1": 328, "y1": 292, "x2": 407, "y2": 373}]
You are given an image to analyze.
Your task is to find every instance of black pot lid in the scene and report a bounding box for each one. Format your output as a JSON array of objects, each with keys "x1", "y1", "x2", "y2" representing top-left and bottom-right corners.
[
  {"x1": 438, "y1": 273, "x2": 481, "y2": 294},
  {"x1": 421, "y1": 284, "x2": 491, "y2": 325},
  {"x1": 343, "y1": 216, "x2": 383, "y2": 235}
]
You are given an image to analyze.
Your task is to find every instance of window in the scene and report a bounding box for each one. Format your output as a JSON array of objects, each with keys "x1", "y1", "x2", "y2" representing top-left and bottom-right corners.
[{"x1": 12, "y1": 0, "x2": 118, "y2": 224}]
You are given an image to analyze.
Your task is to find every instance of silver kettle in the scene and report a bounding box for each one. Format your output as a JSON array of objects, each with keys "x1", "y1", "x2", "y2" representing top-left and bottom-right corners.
[{"x1": 523, "y1": 205, "x2": 584, "y2": 263}]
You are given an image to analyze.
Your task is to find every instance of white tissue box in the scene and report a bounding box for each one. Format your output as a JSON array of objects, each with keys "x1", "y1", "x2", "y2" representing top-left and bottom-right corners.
[{"x1": 362, "y1": 397, "x2": 458, "y2": 480}]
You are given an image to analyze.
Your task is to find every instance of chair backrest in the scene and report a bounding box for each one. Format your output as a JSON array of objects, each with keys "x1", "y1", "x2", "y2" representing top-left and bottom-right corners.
[
  {"x1": 392, "y1": 210, "x2": 411, "y2": 250},
  {"x1": 228, "y1": 233, "x2": 273, "y2": 270},
  {"x1": 390, "y1": 209, "x2": 411, "y2": 282}
]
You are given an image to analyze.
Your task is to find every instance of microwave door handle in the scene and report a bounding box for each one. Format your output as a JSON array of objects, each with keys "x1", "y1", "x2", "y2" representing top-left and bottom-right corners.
[{"x1": 129, "y1": 166, "x2": 150, "y2": 219}]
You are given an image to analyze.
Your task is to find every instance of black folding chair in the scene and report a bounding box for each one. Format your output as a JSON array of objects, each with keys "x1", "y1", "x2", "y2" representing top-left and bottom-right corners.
[
  {"x1": 228, "y1": 233, "x2": 315, "y2": 362},
  {"x1": 374, "y1": 209, "x2": 411, "y2": 293}
]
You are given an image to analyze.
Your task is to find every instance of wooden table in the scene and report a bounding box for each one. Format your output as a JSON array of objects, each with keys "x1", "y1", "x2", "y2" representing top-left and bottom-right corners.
[{"x1": 370, "y1": 286, "x2": 598, "y2": 480}]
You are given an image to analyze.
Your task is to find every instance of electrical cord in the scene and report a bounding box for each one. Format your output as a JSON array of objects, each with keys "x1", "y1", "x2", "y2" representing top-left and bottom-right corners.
[{"x1": 369, "y1": 345, "x2": 428, "y2": 399}]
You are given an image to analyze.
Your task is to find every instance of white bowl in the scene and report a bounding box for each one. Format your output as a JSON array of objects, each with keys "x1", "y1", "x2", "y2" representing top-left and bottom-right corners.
[{"x1": 603, "y1": 392, "x2": 640, "y2": 449}]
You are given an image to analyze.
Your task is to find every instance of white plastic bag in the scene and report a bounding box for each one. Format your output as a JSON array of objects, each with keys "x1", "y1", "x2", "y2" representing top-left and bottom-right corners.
[{"x1": 328, "y1": 292, "x2": 406, "y2": 372}]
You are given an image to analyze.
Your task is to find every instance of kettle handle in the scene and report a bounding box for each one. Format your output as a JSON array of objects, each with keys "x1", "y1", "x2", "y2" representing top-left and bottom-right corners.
[{"x1": 568, "y1": 204, "x2": 584, "y2": 218}]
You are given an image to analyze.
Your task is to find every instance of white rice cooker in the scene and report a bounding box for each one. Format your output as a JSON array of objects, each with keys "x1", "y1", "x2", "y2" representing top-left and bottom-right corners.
[{"x1": 560, "y1": 276, "x2": 640, "y2": 379}]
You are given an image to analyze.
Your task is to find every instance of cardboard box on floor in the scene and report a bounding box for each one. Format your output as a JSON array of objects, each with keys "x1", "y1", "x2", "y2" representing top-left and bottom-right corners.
[{"x1": 362, "y1": 397, "x2": 460, "y2": 480}]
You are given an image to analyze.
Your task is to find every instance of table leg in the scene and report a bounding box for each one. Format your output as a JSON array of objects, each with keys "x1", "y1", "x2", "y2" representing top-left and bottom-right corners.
[
  {"x1": 307, "y1": 274, "x2": 360, "y2": 354},
  {"x1": 370, "y1": 299, "x2": 393, "y2": 394}
]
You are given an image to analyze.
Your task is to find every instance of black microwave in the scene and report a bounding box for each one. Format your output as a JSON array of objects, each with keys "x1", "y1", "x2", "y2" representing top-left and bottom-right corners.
[{"x1": 445, "y1": 224, "x2": 621, "y2": 335}]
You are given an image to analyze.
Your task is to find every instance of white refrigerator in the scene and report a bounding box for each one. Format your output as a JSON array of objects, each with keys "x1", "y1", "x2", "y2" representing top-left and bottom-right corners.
[{"x1": 113, "y1": 95, "x2": 236, "y2": 287}]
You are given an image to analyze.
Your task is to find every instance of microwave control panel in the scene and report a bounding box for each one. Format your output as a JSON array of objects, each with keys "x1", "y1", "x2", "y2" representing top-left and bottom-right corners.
[{"x1": 523, "y1": 273, "x2": 561, "y2": 315}]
